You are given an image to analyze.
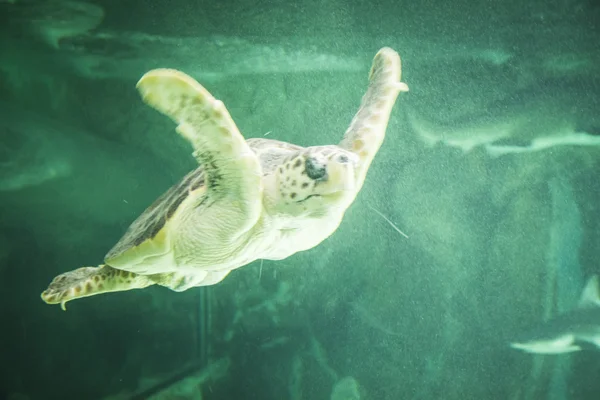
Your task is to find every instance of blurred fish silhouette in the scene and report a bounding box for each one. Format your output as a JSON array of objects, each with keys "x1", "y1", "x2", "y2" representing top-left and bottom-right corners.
[
  {"x1": 2, "y1": 0, "x2": 104, "y2": 49},
  {"x1": 510, "y1": 275, "x2": 600, "y2": 354},
  {"x1": 409, "y1": 77, "x2": 600, "y2": 156},
  {"x1": 0, "y1": 104, "x2": 73, "y2": 191},
  {"x1": 56, "y1": 32, "x2": 366, "y2": 81}
]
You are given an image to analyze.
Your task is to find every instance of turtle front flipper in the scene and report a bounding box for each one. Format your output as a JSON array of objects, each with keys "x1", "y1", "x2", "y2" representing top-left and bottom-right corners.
[
  {"x1": 41, "y1": 265, "x2": 154, "y2": 310},
  {"x1": 339, "y1": 47, "x2": 408, "y2": 191},
  {"x1": 136, "y1": 69, "x2": 263, "y2": 233}
]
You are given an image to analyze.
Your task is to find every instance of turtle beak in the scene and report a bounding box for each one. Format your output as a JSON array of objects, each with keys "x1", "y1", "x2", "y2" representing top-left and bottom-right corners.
[
  {"x1": 315, "y1": 154, "x2": 356, "y2": 195},
  {"x1": 329, "y1": 162, "x2": 355, "y2": 192}
]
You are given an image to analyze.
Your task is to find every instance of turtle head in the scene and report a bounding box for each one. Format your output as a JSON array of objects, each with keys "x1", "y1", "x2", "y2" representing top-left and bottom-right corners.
[{"x1": 265, "y1": 145, "x2": 359, "y2": 217}]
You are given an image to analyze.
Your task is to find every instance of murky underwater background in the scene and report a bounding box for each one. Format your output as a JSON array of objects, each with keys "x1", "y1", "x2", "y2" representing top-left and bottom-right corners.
[{"x1": 1, "y1": 0, "x2": 599, "y2": 399}]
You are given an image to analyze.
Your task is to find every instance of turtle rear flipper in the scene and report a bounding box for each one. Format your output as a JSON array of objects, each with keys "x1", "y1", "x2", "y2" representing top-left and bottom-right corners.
[{"x1": 41, "y1": 265, "x2": 154, "y2": 310}]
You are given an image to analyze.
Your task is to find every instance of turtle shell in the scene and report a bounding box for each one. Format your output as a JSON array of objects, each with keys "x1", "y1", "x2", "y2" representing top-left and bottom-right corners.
[
  {"x1": 103, "y1": 138, "x2": 300, "y2": 267},
  {"x1": 104, "y1": 167, "x2": 205, "y2": 264}
]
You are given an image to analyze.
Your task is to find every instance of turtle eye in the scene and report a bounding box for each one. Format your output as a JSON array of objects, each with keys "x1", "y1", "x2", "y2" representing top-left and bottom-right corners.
[{"x1": 305, "y1": 157, "x2": 327, "y2": 181}]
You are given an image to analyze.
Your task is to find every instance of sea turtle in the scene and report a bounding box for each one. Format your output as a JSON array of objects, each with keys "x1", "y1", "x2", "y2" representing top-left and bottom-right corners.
[{"x1": 41, "y1": 47, "x2": 408, "y2": 310}]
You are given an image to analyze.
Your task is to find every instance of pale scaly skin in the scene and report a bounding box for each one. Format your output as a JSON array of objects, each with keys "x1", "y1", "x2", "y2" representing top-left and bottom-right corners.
[
  {"x1": 42, "y1": 265, "x2": 153, "y2": 310},
  {"x1": 135, "y1": 68, "x2": 264, "y2": 246},
  {"x1": 40, "y1": 48, "x2": 407, "y2": 310},
  {"x1": 339, "y1": 47, "x2": 409, "y2": 191}
]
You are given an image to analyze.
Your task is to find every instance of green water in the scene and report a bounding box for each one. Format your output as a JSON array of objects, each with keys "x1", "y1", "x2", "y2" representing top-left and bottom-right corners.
[{"x1": 1, "y1": 0, "x2": 599, "y2": 399}]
